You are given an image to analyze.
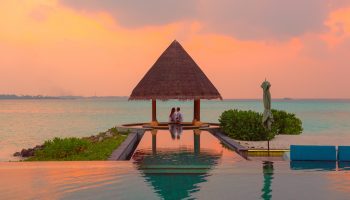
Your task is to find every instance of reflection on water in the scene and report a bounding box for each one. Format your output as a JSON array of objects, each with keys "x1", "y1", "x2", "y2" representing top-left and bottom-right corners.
[
  {"x1": 0, "y1": 162, "x2": 154, "y2": 200},
  {"x1": 328, "y1": 170, "x2": 350, "y2": 195},
  {"x1": 169, "y1": 124, "x2": 183, "y2": 140},
  {"x1": 261, "y1": 161, "x2": 274, "y2": 200},
  {"x1": 338, "y1": 162, "x2": 350, "y2": 171},
  {"x1": 132, "y1": 129, "x2": 240, "y2": 200},
  {"x1": 142, "y1": 172, "x2": 209, "y2": 200},
  {"x1": 2, "y1": 161, "x2": 350, "y2": 199},
  {"x1": 290, "y1": 161, "x2": 337, "y2": 171}
]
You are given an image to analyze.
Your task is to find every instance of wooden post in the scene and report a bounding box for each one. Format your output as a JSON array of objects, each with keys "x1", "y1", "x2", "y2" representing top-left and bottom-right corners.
[
  {"x1": 197, "y1": 99, "x2": 200, "y2": 121},
  {"x1": 194, "y1": 99, "x2": 200, "y2": 121},
  {"x1": 193, "y1": 99, "x2": 196, "y2": 122},
  {"x1": 193, "y1": 99, "x2": 201, "y2": 125},
  {"x1": 151, "y1": 99, "x2": 157, "y2": 125}
]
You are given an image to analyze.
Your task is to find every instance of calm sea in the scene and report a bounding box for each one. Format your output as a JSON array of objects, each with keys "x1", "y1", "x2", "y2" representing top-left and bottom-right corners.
[{"x1": 1, "y1": 99, "x2": 350, "y2": 161}]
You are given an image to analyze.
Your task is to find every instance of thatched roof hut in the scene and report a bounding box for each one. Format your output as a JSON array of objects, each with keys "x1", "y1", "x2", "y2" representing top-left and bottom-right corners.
[
  {"x1": 130, "y1": 40, "x2": 222, "y2": 100},
  {"x1": 129, "y1": 40, "x2": 222, "y2": 125}
]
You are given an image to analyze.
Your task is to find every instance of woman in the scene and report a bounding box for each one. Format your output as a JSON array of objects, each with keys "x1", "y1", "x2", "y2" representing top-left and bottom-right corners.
[
  {"x1": 169, "y1": 107, "x2": 176, "y2": 140},
  {"x1": 169, "y1": 107, "x2": 176, "y2": 123}
]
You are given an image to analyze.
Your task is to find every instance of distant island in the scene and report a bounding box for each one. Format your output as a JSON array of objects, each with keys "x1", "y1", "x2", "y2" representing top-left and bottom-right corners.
[
  {"x1": 0, "y1": 95, "x2": 61, "y2": 99},
  {"x1": 0, "y1": 94, "x2": 128, "y2": 100}
]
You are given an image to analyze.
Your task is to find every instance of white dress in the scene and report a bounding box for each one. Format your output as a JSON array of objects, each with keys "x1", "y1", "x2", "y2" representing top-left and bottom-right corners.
[{"x1": 169, "y1": 113, "x2": 176, "y2": 122}]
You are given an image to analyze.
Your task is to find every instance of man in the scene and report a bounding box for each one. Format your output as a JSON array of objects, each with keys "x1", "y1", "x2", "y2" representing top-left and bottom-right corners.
[
  {"x1": 175, "y1": 107, "x2": 183, "y2": 139},
  {"x1": 176, "y1": 107, "x2": 183, "y2": 123}
]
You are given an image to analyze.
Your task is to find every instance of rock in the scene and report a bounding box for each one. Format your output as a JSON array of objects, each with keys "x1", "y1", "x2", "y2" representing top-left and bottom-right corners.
[
  {"x1": 105, "y1": 132, "x2": 113, "y2": 138},
  {"x1": 13, "y1": 144, "x2": 44, "y2": 157},
  {"x1": 84, "y1": 135, "x2": 98, "y2": 143},
  {"x1": 21, "y1": 148, "x2": 35, "y2": 157},
  {"x1": 98, "y1": 137, "x2": 103, "y2": 142},
  {"x1": 13, "y1": 152, "x2": 21, "y2": 157}
]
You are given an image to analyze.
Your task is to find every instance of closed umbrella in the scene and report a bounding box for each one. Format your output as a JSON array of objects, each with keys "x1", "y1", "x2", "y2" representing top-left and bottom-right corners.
[{"x1": 261, "y1": 80, "x2": 274, "y2": 154}]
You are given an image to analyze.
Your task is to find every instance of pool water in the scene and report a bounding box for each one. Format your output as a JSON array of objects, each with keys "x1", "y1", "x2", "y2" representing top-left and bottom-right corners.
[
  {"x1": 131, "y1": 130, "x2": 243, "y2": 200},
  {"x1": 131, "y1": 129, "x2": 244, "y2": 168},
  {"x1": 1, "y1": 130, "x2": 350, "y2": 200}
]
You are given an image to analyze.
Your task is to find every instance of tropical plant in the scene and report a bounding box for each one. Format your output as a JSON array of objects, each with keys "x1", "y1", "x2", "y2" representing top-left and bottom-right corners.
[
  {"x1": 219, "y1": 109, "x2": 303, "y2": 141},
  {"x1": 219, "y1": 109, "x2": 275, "y2": 141},
  {"x1": 271, "y1": 109, "x2": 303, "y2": 135}
]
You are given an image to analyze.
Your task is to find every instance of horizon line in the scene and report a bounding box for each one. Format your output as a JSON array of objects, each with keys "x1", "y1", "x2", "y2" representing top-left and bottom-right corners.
[{"x1": 1, "y1": 94, "x2": 350, "y2": 100}]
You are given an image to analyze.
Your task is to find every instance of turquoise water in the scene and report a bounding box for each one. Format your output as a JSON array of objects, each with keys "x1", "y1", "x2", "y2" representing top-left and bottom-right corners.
[
  {"x1": 131, "y1": 130, "x2": 243, "y2": 199},
  {"x1": 0, "y1": 99, "x2": 350, "y2": 161},
  {"x1": 1, "y1": 129, "x2": 350, "y2": 199}
]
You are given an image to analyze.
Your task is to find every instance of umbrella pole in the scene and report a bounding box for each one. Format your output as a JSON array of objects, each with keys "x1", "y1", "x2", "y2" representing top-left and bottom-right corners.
[{"x1": 267, "y1": 139, "x2": 270, "y2": 157}]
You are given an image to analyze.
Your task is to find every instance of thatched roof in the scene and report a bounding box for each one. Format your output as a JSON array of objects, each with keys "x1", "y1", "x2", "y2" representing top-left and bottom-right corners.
[{"x1": 129, "y1": 40, "x2": 222, "y2": 100}]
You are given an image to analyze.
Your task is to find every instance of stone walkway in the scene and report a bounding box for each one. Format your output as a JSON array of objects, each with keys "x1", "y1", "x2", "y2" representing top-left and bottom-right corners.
[{"x1": 236, "y1": 135, "x2": 350, "y2": 150}]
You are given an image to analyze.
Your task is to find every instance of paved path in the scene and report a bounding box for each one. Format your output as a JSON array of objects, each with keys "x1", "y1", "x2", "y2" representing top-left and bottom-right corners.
[{"x1": 236, "y1": 135, "x2": 350, "y2": 150}]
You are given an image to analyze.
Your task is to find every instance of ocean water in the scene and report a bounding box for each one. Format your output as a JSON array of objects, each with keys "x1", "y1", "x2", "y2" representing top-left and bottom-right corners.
[{"x1": 0, "y1": 99, "x2": 350, "y2": 161}]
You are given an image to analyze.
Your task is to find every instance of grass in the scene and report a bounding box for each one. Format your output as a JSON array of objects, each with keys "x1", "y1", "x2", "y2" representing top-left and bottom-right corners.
[{"x1": 26, "y1": 128, "x2": 128, "y2": 161}]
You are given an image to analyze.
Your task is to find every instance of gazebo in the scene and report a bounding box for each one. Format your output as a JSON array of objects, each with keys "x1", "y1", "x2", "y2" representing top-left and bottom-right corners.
[{"x1": 129, "y1": 40, "x2": 222, "y2": 127}]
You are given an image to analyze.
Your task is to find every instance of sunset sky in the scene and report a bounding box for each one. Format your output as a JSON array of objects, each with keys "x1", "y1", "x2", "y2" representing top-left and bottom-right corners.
[{"x1": 1, "y1": 0, "x2": 350, "y2": 98}]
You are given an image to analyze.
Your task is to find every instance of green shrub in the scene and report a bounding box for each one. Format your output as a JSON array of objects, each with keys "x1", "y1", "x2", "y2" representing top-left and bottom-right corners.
[
  {"x1": 271, "y1": 109, "x2": 303, "y2": 135},
  {"x1": 219, "y1": 109, "x2": 303, "y2": 141},
  {"x1": 219, "y1": 109, "x2": 275, "y2": 141},
  {"x1": 27, "y1": 130, "x2": 127, "y2": 161}
]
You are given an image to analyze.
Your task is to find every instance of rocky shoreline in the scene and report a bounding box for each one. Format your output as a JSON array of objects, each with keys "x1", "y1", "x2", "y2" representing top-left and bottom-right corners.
[{"x1": 13, "y1": 145, "x2": 45, "y2": 158}]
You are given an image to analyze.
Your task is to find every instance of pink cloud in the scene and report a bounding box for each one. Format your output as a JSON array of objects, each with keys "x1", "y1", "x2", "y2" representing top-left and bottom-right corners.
[{"x1": 0, "y1": 1, "x2": 349, "y2": 98}]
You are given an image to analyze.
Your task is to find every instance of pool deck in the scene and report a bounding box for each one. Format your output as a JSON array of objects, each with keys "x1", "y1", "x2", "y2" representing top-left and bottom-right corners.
[
  {"x1": 207, "y1": 128, "x2": 248, "y2": 151},
  {"x1": 237, "y1": 134, "x2": 350, "y2": 150},
  {"x1": 109, "y1": 128, "x2": 146, "y2": 160}
]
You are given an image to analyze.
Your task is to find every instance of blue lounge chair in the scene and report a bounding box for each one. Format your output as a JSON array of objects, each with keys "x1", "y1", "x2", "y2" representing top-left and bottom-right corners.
[
  {"x1": 290, "y1": 145, "x2": 336, "y2": 161},
  {"x1": 338, "y1": 146, "x2": 350, "y2": 161}
]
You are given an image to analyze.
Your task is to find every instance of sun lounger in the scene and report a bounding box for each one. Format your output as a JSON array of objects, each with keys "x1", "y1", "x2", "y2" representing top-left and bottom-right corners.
[
  {"x1": 338, "y1": 146, "x2": 350, "y2": 161},
  {"x1": 290, "y1": 145, "x2": 337, "y2": 161}
]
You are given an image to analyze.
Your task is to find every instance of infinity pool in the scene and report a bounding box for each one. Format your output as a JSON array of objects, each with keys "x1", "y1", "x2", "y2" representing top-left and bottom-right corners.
[{"x1": 1, "y1": 130, "x2": 350, "y2": 200}]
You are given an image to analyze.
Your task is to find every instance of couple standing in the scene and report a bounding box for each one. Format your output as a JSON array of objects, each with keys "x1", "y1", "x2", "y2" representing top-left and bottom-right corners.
[
  {"x1": 169, "y1": 107, "x2": 183, "y2": 123},
  {"x1": 169, "y1": 107, "x2": 183, "y2": 140}
]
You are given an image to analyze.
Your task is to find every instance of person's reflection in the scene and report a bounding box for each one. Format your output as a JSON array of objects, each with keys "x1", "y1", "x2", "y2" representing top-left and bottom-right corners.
[
  {"x1": 169, "y1": 124, "x2": 177, "y2": 140},
  {"x1": 176, "y1": 125, "x2": 183, "y2": 139},
  {"x1": 261, "y1": 161, "x2": 274, "y2": 200},
  {"x1": 169, "y1": 124, "x2": 183, "y2": 140}
]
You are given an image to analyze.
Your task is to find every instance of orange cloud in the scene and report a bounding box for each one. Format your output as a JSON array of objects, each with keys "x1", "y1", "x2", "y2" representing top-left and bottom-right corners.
[
  {"x1": 0, "y1": 1, "x2": 349, "y2": 98},
  {"x1": 322, "y1": 7, "x2": 350, "y2": 47}
]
